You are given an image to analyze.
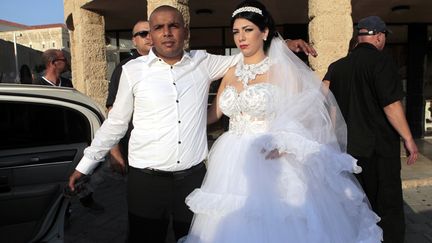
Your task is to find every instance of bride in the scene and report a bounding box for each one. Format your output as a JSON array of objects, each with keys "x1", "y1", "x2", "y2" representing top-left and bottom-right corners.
[{"x1": 183, "y1": 1, "x2": 383, "y2": 242}]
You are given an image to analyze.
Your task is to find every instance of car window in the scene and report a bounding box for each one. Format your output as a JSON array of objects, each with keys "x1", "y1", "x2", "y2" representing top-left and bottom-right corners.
[{"x1": 0, "y1": 101, "x2": 91, "y2": 150}]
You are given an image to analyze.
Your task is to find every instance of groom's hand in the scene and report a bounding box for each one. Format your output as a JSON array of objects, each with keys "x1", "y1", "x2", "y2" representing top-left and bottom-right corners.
[{"x1": 286, "y1": 39, "x2": 318, "y2": 57}]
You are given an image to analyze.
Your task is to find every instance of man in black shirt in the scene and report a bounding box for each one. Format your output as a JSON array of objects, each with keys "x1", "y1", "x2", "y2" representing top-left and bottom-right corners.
[
  {"x1": 36, "y1": 49, "x2": 73, "y2": 87},
  {"x1": 323, "y1": 16, "x2": 418, "y2": 243},
  {"x1": 106, "y1": 20, "x2": 152, "y2": 174}
]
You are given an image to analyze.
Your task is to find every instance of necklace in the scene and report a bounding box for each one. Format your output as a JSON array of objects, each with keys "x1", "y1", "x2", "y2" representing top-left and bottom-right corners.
[{"x1": 235, "y1": 57, "x2": 270, "y2": 87}]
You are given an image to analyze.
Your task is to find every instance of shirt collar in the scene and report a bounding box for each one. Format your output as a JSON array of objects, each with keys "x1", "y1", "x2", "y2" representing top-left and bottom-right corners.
[
  {"x1": 146, "y1": 48, "x2": 192, "y2": 66},
  {"x1": 355, "y1": 42, "x2": 379, "y2": 51},
  {"x1": 42, "y1": 76, "x2": 60, "y2": 86}
]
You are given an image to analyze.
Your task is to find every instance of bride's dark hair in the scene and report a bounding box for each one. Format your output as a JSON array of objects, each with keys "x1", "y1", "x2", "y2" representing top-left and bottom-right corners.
[{"x1": 231, "y1": 0, "x2": 277, "y2": 52}]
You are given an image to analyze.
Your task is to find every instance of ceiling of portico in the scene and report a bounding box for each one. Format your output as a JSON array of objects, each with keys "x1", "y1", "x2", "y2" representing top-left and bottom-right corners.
[{"x1": 80, "y1": 0, "x2": 432, "y2": 31}]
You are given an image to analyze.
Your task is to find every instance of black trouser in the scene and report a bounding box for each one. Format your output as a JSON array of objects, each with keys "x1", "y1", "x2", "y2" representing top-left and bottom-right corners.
[
  {"x1": 127, "y1": 163, "x2": 206, "y2": 243},
  {"x1": 355, "y1": 153, "x2": 405, "y2": 243}
]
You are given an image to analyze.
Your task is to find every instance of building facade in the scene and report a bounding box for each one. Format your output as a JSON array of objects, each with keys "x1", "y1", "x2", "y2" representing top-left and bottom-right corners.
[
  {"x1": 64, "y1": 0, "x2": 432, "y2": 137},
  {"x1": 0, "y1": 23, "x2": 70, "y2": 53},
  {"x1": 0, "y1": 20, "x2": 71, "y2": 83}
]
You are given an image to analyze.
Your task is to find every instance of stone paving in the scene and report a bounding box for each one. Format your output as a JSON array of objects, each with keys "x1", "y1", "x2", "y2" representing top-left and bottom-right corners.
[
  {"x1": 65, "y1": 165, "x2": 128, "y2": 243},
  {"x1": 402, "y1": 138, "x2": 432, "y2": 243},
  {"x1": 404, "y1": 186, "x2": 432, "y2": 243},
  {"x1": 64, "y1": 138, "x2": 432, "y2": 243}
]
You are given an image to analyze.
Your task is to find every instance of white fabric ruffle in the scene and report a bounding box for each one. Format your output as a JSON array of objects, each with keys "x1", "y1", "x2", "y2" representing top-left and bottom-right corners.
[
  {"x1": 184, "y1": 36, "x2": 381, "y2": 243},
  {"x1": 185, "y1": 131, "x2": 382, "y2": 243}
]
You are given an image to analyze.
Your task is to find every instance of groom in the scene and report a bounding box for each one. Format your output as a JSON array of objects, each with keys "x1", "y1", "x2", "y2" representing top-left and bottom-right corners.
[{"x1": 69, "y1": 5, "x2": 316, "y2": 242}]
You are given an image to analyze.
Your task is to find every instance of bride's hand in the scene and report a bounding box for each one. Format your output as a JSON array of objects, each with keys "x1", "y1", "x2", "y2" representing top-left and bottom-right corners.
[{"x1": 262, "y1": 148, "x2": 285, "y2": 160}]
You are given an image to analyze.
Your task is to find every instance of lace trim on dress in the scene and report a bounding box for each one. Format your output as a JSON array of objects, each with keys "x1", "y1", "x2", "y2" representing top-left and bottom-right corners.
[{"x1": 235, "y1": 57, "x2": 270, "y2": 87}]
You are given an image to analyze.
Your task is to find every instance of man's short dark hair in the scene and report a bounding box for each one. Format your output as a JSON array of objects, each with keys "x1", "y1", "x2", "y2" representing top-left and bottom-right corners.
[{"x1": 42, "y1": 49, "x2": 61, "y2": 67}]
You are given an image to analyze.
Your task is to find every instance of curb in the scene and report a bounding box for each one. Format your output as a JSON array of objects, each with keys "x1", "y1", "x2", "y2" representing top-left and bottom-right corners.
[{"x1": 402, "y1": 177, "x2": 432, "y2": 189}]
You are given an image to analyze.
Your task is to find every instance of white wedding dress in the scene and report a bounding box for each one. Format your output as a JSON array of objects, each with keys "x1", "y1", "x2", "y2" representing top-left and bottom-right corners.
[{"x1": 184, "y1": 81, "x2": 383, "y2": 243}]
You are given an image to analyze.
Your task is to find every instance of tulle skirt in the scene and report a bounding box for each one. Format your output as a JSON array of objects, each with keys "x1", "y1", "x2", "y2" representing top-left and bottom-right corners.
[{"x1": 184, "y1": 131, "x2": 382, "y2": 243}]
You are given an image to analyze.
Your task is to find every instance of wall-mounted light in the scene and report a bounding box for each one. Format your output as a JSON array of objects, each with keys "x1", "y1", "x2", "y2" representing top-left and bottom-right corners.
[
  {"x1": 391, "y1": 5, "x2": 410, "y2": 13},
  {"x1": 195, "y1": 9, "x2": 213, "y2": 15}
]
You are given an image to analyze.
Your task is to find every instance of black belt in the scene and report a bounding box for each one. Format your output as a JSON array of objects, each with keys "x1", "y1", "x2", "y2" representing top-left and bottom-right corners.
[{"x1": 138, "y1": 161, "x2": 205, "y2": 178}]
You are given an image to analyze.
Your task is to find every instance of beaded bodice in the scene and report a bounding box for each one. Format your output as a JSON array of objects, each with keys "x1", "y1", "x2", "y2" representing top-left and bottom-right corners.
[{"x1": 219, "y1": 83, "x2": 279, "y2": 135}]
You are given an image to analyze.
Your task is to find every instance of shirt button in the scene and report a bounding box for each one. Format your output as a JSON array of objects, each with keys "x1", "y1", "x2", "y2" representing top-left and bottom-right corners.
[
  {"x1": 178, "y1": 141, "x2": 181, "y2": 144},
  {"x1": 173, "y1": 83, "x2": 176, "y2": 85},
  {"x1": 176, "y1": 100, "x2": 179, "y2": 103},
  {"x1": 170, "y1": 66, "x2": 173, "y2": 69},
  {"x1": 178, "y1": 120, "x2": 181, "y2": 123},
  {"x1": 158, "y1": 58, "x2": 162, "y2": 61},
  {"x1": 177, "y1": 161, "x2": 180, "y2": 164}
]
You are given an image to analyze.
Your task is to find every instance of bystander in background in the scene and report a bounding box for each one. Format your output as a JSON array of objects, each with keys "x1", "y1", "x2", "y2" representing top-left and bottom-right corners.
[
  {"x1": 323, "y1": 16, "x2": 418, "y2": 243},
  {"x1": 19, "y1": 64, "x2": 33, "y2": 84},
  {"x1": 35, "y1": 49, "x2": 73, "y2": 87}
]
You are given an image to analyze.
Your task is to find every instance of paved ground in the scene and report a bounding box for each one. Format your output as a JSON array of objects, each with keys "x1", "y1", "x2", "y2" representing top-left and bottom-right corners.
[
  {"x1": 65, "y1": 165, "x2": 128, "y2": 243},
  {"x1": 65, "y1": 138, "x2": 432, "y2": 243},
  {"x1": 404, "y1": 186, "x2": 432, "y2": 243},
  {"x1": 403, "y1": 138, "x2": 432, "y2": 243}
]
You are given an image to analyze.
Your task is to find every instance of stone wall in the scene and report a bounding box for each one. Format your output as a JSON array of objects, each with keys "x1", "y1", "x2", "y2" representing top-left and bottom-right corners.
[
  {"x1": 64, "y1": 0, "x2": 108, "y2": 109},
  {"x1": 308, "y1": 0, "x2": 352, "y2": 79}
]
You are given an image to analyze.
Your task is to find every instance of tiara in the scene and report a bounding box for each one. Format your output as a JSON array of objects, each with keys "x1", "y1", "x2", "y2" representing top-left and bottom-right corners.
[{"x1": 232, "y1": 6, "x2": 263, "y2": 17}]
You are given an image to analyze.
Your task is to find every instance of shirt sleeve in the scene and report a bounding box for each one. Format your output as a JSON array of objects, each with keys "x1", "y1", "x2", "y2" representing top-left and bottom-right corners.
[
  {"x1": 205, "y1": 53, "x2": 242, "y2": 81},
  {"x1": 76, "y1": 69, "x2": 134, "y2": 174},
  {"x1": 106, "y1": 64, "x2": 122, "y2": 108},
  {"x1": 373, "y1": 54, "x2": 405, "y2": 108},
  {"x1": 323, "y1": 63, "x2": 334, "y2": 81}
]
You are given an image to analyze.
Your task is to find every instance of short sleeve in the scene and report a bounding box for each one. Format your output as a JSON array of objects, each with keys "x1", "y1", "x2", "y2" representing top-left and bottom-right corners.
[
  {"x1": 373, "y1": 54, "x2": 405, "y2": 107},
  {"x1": 323, "y1": 63, "x2": 334, "y2": 81}
]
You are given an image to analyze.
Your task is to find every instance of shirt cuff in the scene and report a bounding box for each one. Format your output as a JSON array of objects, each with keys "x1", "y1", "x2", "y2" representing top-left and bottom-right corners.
[{"x1": 75, "y1": 156, "x2": 101, "y2": 175}]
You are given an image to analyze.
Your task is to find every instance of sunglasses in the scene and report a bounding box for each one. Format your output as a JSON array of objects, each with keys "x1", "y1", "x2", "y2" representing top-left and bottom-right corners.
[{"x1": 133, "y1": 30, "x2": 149, "y2": 38}]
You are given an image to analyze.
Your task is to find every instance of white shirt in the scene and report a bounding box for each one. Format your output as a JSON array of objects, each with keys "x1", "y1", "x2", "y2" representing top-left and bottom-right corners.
[{"x1": 76, "y1": 49, "x2": 240, "y2": 174}]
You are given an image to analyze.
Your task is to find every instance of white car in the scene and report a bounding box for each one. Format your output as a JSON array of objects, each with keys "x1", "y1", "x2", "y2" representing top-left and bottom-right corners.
[{"x1": 0, "y1": 84, "x2": 105, "y2": 243}]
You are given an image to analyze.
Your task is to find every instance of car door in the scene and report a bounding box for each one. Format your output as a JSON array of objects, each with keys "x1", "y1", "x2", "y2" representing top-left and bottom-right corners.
[{"x1": 0, "y1": 95, "x2": 103, "y2": 243}]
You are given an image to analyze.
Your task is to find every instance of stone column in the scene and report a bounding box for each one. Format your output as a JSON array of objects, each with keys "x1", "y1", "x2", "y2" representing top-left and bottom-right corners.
[
  {"x1": 147, "y1": 0, "x2": 190, "y2": 48},
  {"x1": 64, "y1": 0, "x2": 108, "y2": 108},
  {"x1": 308, "y1": 0, "x2": 352, "y2": 79}
]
